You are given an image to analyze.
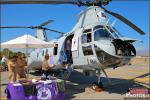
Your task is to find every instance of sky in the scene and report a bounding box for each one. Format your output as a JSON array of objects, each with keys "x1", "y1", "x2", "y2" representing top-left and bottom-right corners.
[{"x1": 0, "y1": 0, "x2": 149, "y2": 56}]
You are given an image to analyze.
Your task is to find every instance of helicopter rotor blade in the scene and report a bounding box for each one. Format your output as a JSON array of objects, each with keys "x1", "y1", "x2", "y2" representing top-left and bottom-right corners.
[
  {"x1": 102, "y1": 7, "x2": 145, "y2": 35},
  {"x1": 0, "y1": 0, "x2": 112, "y2": 6},
  {"x1": 44, "y1": 28, "x2": 65, "y2": 34},
  {"x1": 0, "y1": 26, "x2": 31, "y2": 28},
  {"x1": 38, "y1": 20, "x2": 54, "y2": 27},
  {"x1": 0, "y1": 18, "x2": 61, "y2": 35},
  {"x1": 0, "y1": 26, "x2": 41, "y2": 29},
  {"x1": 0, "y1": 0, "x2": 78, "y2": 5},
  {"x1": 0, "y1": 26, "x2": 64, "y2": 34}
]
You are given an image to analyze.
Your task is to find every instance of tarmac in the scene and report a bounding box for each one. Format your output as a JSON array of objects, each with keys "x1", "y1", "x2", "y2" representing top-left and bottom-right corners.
[{"x1": 0, "y1": 63, "x2": 149, "y2": 100}]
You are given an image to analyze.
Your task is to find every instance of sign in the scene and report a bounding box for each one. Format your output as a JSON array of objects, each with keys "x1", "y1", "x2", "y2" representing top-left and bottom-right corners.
[
  {"x1": 37, "y1": 87, "x2": 52, "y2": 100},
  {"x1": 98, "y1": 11, "x2": 107, "y2": 19},
  {"x1": 71, "y1": 37, "x2": 78, "y2": 51}
]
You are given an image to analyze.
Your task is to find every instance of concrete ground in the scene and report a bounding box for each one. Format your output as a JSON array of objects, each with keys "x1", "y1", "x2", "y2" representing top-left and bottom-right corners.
[{"x1": 0, "y1": 64, "x2": 149, "y2": 100}]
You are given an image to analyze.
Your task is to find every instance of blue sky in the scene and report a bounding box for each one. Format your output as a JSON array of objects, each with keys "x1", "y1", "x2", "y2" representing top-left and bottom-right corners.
[{"x1": 0, "y1": 0, "x2": 149, "y2": 55}]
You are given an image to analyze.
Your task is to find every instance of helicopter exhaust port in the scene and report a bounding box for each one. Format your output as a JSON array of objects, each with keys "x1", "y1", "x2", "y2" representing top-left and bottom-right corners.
[{"x1": 112, "y1": 39, "x2": 136, "y2": 56}]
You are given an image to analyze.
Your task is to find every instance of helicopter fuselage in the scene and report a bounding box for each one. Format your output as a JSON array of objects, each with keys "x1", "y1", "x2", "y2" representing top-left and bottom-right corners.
[{"x1": 28, "y1": 6, "x2": 136, "y2": 70}]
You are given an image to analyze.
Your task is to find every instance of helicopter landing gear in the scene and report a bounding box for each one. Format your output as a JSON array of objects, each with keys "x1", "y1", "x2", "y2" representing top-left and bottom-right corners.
[
  {"x1": 60, "y1": 64, "x2": 74, "y2": 80},
  {"x1": 92, "y1": 70, "x2": 103, "y2": 90}
]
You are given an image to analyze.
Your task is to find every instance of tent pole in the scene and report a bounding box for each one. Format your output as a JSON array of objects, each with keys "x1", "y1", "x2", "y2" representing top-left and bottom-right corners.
[{"x1": 26, "y1": 45, "x2": 29, "y2": 79}]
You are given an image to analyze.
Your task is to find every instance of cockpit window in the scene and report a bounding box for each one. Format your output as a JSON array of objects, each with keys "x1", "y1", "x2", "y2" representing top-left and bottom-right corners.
[
  {"x1": 113, "y1": 27, "x2": 124, "y2": 37},
  {"x1": 94, "y1": 28, "x2": 110, "y2": 41},
  {"x1": 106, "y1": 26, "x2": 115, "y2": 33},
  {"x1": 106, "y1": 26, "x2": 124, "y2": 38},
  {"x1": 82, "y1": 33, "x2": 92, "y2": 43},
  {"x1": 82, "y1": 28, "x2": 92, "y2": 44},
  {"x1": 106, "y1": 26, "x2": 118, "y2": 38}
]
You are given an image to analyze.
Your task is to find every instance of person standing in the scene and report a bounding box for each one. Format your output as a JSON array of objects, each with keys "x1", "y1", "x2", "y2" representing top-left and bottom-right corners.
[
  {"x1": 7, "y1": 56, "x2": 17, "y2": 82},
  {"x1": 1, "y1": 55, "x2": 6, "y2": 64},
  {"x1": 42, "y1": 54, "x2": 50, "y2": 78},
  {"x1": 58, "y1": 51, "x2": 68, "y2": 65},
  {"x1": 16, "y1": 52, "x2": 26, "y2": 81},
  {"x1": 66, "y1": 39, "x2": 72, "y2": 63},
  {"x1": 1, "y1": 55, "x2": 8, "y2": 70},
  {"x1": 49, "y1": 54, "x2": 54, "y2": 67}
]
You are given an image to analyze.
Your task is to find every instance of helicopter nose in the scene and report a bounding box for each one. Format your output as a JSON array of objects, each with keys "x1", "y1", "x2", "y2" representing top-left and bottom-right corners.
[
  {"x1": 94, "y1": 39, "x2": 135, "y2": 68},
  {"x1": 94, "y1": 43, "x2": 121, "y2": 67},
  {"x1": 94, "y1": 40, "x2": 116, "y2": 56}
]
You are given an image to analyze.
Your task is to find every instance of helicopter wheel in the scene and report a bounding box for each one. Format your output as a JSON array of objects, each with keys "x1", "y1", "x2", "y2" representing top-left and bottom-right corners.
[
  {"x1": 97, "y1": 82, "x2": 103, "y2": 88},
  {"x1": 92, "y1": 81, "x2": 103, "y2": 90}
]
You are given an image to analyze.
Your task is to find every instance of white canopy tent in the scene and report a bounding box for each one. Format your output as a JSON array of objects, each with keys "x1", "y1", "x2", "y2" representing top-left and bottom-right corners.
[
  {"x1": 1, "y1": 34, "x2": 54, "y2": 48},
  {"x1": 1, "y1": 34, "x2": 54, "y2": 78}
]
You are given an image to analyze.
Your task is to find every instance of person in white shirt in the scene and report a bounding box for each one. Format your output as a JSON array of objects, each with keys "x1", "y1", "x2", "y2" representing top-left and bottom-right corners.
[
  {"x1": 1, "y1": 55, "x2": 8, "y2": 70},
  {"x1": 1, "y1": 55, "x2": 6, "y2": 64}
]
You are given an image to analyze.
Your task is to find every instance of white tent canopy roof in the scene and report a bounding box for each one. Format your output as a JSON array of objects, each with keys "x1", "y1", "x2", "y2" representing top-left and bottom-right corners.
[{"x1": 1, "y1": 34, "x2": 54, "y2": 48}]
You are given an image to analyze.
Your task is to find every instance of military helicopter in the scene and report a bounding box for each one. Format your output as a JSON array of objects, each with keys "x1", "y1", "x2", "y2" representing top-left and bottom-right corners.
[{"x1": 0, "y1": 0, "x2": 145, "y2": 87}]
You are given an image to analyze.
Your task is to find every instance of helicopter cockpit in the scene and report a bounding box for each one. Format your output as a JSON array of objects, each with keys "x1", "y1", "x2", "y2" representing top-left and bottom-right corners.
[
  {"x1": 106, "y1": 25, "x2": 124, "y2": 38},
  {"x1": 93, "y1": 25, "x2": 136, "y2": 58},
  {"x1": 93, "y1": 25, "x2": 123, "y2": 40},
  {"x1": 94, "y1": 25, "x2": 111, "y2": 41},
  {"x1": 90, "y1": 25, "x2": 136, "y2": 67}
]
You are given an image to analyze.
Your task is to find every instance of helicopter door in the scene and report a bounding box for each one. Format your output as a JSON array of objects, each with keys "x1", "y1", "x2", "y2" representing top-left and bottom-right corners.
[
  {"x1": 64, "y1": 35, "x2": 74, "y2": 64},
  {"x1": 71, "y1": 36, "x2": 81, "y2": 65},
  {"x1": 81, "y1": 32, "x2": 93, "y2": 56},
  {"x1": 81, "y1": 29, "x2": 96, "y2": 64}
]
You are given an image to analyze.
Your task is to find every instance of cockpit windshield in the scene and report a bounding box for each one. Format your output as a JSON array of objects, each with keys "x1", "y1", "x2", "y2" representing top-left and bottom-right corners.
[
  {"x1": 113, "y1": 27, "x2": 124, "y2": 37},
  {"x1": 106, "y1": 26, "x2": 124, "y2": 38},
  {"x1": 94, "y1": 27, "x2": 110, "y2": 41}
]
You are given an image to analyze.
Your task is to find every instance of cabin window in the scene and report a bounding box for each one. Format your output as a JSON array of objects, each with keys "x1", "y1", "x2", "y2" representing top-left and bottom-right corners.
[
  {"x1": 94, "y1": 28, "x2": 110, "y2": 41},
  {"x1": 82, "y1": 45, "x2": 93, "y2": 56},
  {"x1": 46, "y1": 49, "x2": 48, "y2": 54},
  {"x1": 53, "y1": 44, "x2": 58, "y2": 55},
  {"x1": 87, "y1": 33, "x2": 91, "y2": 43},
  {"x1": 42, "y1": 50, "x2": 44, "y2": 56},
  {"x1": 37, "y1": 53, "x2": 39, "y2": 58},
  {"x1": 82, "y1": 33, "x2": 92, "y2": 43},
  {"x1": 82, "y1": 34, "x2": 87, "y2": 43}
]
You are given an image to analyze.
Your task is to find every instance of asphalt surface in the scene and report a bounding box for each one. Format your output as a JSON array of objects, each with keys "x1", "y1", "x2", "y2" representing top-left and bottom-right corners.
[{"x1": 0, "y1": 64, "x2": 149, "y2": 100}]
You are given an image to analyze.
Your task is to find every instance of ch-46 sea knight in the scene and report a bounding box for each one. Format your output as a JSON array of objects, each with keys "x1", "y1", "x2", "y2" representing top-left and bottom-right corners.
[{"x1": 0, "y1": 0, "x2": 145, "y2": 87}]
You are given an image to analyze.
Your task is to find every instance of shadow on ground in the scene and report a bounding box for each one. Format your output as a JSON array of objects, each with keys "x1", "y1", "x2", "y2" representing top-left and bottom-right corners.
[
  {"x1": 29, "y1": 70, "x2": 149, "y2": 100},
  {"x1": 66, "y1": 70, "x2": 149, "y2": 100}
]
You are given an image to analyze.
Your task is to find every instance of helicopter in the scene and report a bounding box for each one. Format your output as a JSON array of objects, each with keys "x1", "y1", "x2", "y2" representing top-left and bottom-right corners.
[{"x1": 0, "y1": 0, "x2": 145, "y2": 87}]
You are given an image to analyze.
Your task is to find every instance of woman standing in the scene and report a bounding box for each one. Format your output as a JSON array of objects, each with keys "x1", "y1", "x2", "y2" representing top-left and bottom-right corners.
[
  {"x1": 42, "y1": 54, "x2": 50, "y2": 78},
  {"x1": 16, "y1": 52, "x2": 26, "y2": 81},
  {"x1": 7, "y1": 56, "x2": 17, "y2": 82}
]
